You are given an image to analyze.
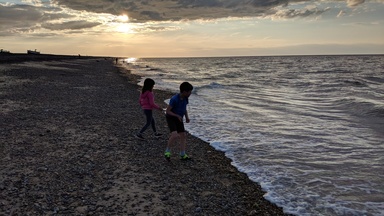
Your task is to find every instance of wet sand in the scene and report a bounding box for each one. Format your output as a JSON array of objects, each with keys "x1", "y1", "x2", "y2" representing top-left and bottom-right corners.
[{"x1": 0, "y1": 55, "x2": 289, "y2": 215}]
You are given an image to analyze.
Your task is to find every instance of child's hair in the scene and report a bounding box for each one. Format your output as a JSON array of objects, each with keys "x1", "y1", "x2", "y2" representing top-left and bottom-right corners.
[
  {"x1": 142, "y1": 78, "x2": 155, "y2": 93},
  {"x1": 180, "y1": 82, "x2": 193, "y2": 93}
]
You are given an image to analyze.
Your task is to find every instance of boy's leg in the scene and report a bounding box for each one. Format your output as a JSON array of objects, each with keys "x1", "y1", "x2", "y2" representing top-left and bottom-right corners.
[
  {"x1": 165, "y1": 131, "x2": 178, "y2": 160},
  {"x1": 167, "y1": 131, "x2": 179, "y2": 149},
  {"x1": 165, "y1": 115, "x2": 178, "y2": 151},
  {"x1": 179, "y1": 132, "x2": 190, "y2": 159},
  {"x1": 179, "y1": 132, "x2": 187, "y2": 155}
]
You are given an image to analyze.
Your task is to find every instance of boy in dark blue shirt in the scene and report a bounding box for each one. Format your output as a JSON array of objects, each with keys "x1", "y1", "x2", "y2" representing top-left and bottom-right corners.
[{"x1": 164, "y1": 82, "x2": 193, "y2": 160}]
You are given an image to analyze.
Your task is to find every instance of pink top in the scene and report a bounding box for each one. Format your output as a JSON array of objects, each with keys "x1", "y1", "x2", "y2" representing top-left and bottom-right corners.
[{"x1": 139, "y1": 91, "x2": 160, "y2": 110}]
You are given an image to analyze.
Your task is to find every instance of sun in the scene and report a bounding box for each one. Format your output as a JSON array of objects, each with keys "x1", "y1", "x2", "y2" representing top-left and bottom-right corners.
[
  {"x1": 118, "y1": 15, "x2": 129, "y2": 22},
  {"x1": 115, "y1": 14, "x2": 131, "y2": 33}
]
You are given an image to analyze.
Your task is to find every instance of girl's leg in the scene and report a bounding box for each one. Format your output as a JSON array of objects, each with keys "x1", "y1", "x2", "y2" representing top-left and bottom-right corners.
[
  {"x1": 151, "y1": 117, "x2": 157, "y2": 133},
  {"x1": 139, "y1": 110, "x2": 152, "y2": 134}
]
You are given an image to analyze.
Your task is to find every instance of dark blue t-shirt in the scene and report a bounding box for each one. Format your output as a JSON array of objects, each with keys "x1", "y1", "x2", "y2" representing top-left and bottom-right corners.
[{"x1": 169, "y1": 93, "x2": 188, "y2": 117}]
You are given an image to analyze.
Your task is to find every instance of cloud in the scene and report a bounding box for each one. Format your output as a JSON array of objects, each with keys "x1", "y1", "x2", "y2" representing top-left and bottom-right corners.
[
  {"x1": 49, "y1": 0, "x2": 384, "y2": 22},
  {"x1": 267, "y1": 7, "x2": 331, "y2": 19},
  {"x1": 0, "y1": 3, "x2": 101, "y2": 36},
  {"x1": 52, "y1": 0, "x2": 335, "y2": 22},
  {"x1": 41, "y1": 20, "x2": 101, "y2": 31},
  {"x1": 0, "y1": 4, "x2": 42, "y2": 26},
  {"x1": 0, "y1": 4, "x2": 43, "y2": 35},
  {"x1": 0, "y1": 0, "x2": 381, "y2": 37}
]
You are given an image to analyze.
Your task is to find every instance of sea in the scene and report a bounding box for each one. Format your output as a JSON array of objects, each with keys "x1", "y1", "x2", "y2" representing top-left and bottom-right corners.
[{"x1": 121, "y1": 55, "x2": 384, "y2": 216}]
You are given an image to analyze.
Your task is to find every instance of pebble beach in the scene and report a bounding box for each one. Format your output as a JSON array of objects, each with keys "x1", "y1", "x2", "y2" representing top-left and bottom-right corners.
[{"x1": 0, "y1": 54, "x2": 288, "y2": 215}]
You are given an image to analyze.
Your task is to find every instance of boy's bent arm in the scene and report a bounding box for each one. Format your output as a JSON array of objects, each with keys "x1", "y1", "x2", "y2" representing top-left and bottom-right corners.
[
  {"x1": 166, "y1": 105, "x2": 183, "y2": 122},
  {"x1": 185, "y1": 110, "x2": 190, "y2": 123},
  {"x1": 166, "y1": 105, "x2": 177, "y2": 117}
]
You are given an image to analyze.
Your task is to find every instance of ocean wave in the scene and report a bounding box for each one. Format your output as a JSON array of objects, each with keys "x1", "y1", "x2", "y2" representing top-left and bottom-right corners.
[
  {"x1": 335, "y1": 97, "x2": 384, "y2": 118},
  {"x1": 194, "y1": 82, "x2": 225, "y2": 94},
  {"x1": 363, "y1": 76, "x2": 384, "y2": 84},
  {"x1": 343, "y1": 79, "x2": 367, "y2": 87},
  {"x1": 367, "y1": 106, "x2": 384, "y2": 117}
]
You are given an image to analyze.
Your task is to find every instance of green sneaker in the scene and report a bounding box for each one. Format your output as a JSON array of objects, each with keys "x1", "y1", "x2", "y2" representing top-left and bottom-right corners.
[
  {"x1": 164, "y1": 151, "x2": 171, "y2": 161},
  {"x1": 180, "y1": 154, "x2": 191, "y2": 160}
]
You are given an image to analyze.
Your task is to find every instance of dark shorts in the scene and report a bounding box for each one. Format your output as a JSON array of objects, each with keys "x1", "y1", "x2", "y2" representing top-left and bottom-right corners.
[{"x1": 166, "y1": 115, "x2": 185, "y2": 133}]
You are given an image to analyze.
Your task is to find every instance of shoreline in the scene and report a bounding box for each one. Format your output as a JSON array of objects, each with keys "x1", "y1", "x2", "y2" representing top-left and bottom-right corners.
[
  {"x1": 1, "y1": 56, "x2": 290, "y2": 215},
  {"x1": 0, "y1": 53, "x2": 107, "y2": 64}
]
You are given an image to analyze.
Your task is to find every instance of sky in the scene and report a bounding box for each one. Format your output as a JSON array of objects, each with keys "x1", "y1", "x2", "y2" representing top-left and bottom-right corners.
[{"x1": 0, "y1": 0, "x2": 383, "y2": 57}]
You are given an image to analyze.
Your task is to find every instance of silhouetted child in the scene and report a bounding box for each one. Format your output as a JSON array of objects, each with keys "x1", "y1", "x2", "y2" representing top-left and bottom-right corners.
[
  {"x1": 135, "y1": 78, "x2": 163, "y2": 140},
  {"x1": 164, "y1": 82, "x2": 193, "y2": 160}
]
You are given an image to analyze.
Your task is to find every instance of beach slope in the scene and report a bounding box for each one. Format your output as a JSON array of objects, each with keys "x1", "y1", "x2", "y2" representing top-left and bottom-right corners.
[{"x1": 0, "y1": 57, "x2": 288, "y2": 215}]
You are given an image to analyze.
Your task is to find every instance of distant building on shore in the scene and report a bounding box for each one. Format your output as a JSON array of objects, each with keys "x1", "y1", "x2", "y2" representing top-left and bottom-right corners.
[
  {"x1": 27, "y1": 49, "x2": 40, "y2": 54},
  {"x1": 0, "y1": 49, "x2": 10, "y2": 53}
]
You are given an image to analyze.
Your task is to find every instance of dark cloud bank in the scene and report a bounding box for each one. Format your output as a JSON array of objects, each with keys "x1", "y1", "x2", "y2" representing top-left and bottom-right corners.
[{"x1": 51, "y1": 0, "x2": 367, "y2": 22}]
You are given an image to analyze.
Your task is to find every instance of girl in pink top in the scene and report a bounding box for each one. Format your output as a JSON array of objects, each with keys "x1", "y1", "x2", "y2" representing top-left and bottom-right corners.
[{"x1": 136, "y1": 78, "x2": 163, "y2": 140}]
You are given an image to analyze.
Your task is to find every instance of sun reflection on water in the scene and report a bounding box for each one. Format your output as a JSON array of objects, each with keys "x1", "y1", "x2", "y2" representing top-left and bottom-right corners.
[{"x1": 124, "y1": 57, "x2": 137, "y2": 63}]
